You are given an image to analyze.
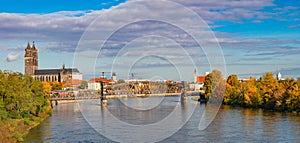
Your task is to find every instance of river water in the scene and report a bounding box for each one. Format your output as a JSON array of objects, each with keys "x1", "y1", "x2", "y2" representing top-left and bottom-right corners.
[{"x1": 24, "y1": 96, "x2": 300, "y2": 143}]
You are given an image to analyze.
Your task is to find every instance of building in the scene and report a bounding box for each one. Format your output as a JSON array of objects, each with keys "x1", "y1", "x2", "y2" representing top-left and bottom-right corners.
[
  {"x1": 24, "y1": 41, "x2": 82, "y2": 84},
  {"x1": 88, "y1": 80, "x2": 101, "y2": 91},
  {"x1": 190, "y1": 69, "x2": 206, "y2": 91},
  {"x1": 24, "y1": 41, "x2": 38, "y2": 75},
  {"x1": 88, "y1": 77, "x2": 114, "y2": 90},
  {"x1": 277, "y1": 72, "x2": 283, "y2": 80}
]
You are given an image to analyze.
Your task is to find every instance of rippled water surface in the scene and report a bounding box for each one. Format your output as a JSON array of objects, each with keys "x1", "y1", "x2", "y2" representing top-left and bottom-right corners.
[{"x1": 24, "y1": 96, "x2": 300, "y2": 142}]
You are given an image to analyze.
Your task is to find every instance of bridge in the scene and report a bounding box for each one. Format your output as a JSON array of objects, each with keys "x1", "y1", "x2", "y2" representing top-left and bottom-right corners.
[
  {"x1": 49, "y1": 91, "x2": 200, "y2": 108},
  {"x1": 49, "y1": 81, "x2": 201, "y2": 108},
  {"x1": 50, "y1": 95, "x2": 101, "y2": 108}
]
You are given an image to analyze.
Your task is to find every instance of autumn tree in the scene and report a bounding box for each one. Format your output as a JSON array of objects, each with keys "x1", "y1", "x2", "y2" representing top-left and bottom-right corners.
[
  {"x1": 283, "y1": 79, "x2": 300, "y2": 112},
  {"x1": 297, "y1": 78, "x2": 300, "y2": 91},
  {"x1": 224, "y1": 74, "x2": 242, "y2": 105},
  {"x1": 203, "y1": 69, "x2": 225, "y2": 102},
  {"x1": 51, "y1": 81, "x2": 62, "y2": 91},
  {"x1": 42, "y1": 82, "x2": 52, "y2": 96},
  {"x1": 204, "y1": 73, "x2": 212, "y2": 99},
  {"x1": 260, "y1": 72, "x2": 279, "y2": 109},
  {"x1": 243, "y1": 78, "x2": 261, "y2": 107}
]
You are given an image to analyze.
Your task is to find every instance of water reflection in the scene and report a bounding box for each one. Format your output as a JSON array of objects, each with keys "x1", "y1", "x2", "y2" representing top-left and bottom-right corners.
[{"x1": 24, "y1": 97, "x2": 300, "y2": 142}]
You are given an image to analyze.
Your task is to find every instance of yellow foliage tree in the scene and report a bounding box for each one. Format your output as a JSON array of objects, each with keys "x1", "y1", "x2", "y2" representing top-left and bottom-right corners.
[
  {"x1": 42, "y1": 82, "x2": 51, "y2": 96},
  {"x1": 243, "y1": 78, "x2": 261, "y2": 107},
  {"x1": 260, "y1": 72, "x2": 278, "y2": 109},
  {"x1": 224, "y1": 74, "x2": 242, "y2": 105}
]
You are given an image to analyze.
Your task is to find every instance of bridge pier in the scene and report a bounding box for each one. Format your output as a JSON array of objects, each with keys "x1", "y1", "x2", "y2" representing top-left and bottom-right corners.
[
  {"x1": 50, "y1": 100, "x2": 58, "y2": 108},
  {"x1": 101, "y1": 99, "x2": 107, "y2": 107},
  {"x1": 181, "y1": 81, "x2": 188, "y2": 102},
  {"x1": 100, "y1": 81, "x2": 107, "y2": 107}
]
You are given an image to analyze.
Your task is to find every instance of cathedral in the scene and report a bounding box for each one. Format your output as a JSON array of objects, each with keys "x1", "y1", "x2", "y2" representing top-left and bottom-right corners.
[{"x1": 24, "y1": 41, "x2": 82, "y2": 83}]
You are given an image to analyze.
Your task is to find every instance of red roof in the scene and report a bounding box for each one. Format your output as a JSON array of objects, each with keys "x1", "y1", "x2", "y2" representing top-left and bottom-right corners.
[
  {"x1": 197, "y1": 76, "x2": 205, "y2": 83},
  {"x1": 62, "y1": 79, "x2": 84, "y2": 86},
  {"x1": 69, "y1": 79, "x2": 84, "y2": 85},
  {"x1": 89, "y1": 78, "x2": 113, "y2": 84}
]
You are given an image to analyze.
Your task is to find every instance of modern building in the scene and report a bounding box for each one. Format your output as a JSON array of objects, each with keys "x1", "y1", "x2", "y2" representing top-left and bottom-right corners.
[{"x1": 24, "y1": 41, "x2": 82, "y2": 84}]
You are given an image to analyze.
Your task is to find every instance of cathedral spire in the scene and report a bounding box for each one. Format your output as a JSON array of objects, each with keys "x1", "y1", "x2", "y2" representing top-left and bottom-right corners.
[
  {"x1": 26, "y1": 41, "x2": 31, "y2": 49},
  {"x1": 32, "y1": 41, "x2": 36, "y2": 50}
]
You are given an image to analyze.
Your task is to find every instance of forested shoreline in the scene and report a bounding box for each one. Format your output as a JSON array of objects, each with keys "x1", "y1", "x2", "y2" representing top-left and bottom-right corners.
[
  {"x1": 204, "y1": 70, "x2": 300, "y2": 112},
  {"x1": 1, "y1": 69, "x2": 299, "y2": 141},
  {"x1": 0, "y1": 70, "x2": 51, "y2": 142}
]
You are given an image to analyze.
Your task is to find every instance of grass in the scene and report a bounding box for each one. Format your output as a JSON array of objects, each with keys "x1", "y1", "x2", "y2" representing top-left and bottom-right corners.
[{"x1": 0, "y1": 111, "x2": 50, "y2": 142}]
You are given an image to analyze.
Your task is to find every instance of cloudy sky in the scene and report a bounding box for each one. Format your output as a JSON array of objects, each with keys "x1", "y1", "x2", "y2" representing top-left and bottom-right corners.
[{"x1": 1, "y1": 0, "x2": 300, "y2": 81}]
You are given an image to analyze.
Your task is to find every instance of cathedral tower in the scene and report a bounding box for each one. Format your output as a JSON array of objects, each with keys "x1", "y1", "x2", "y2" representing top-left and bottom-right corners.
[{"x1": 24, "y1": 41, "x2": 38, "y2": 75}]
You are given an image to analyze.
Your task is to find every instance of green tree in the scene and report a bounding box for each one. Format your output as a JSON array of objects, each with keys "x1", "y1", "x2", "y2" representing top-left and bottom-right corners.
[
  {"x1": 203, "y1": 69, "x2": 225, "y2": 102},
  {"x1": 204, "y1": 73, "x2": 212, "y2": 99},
  {"x1": 0, "y1": 70, "x2": 50, "y2": 119},
  {"x1": 80, "y1": 81, "x2": 88, "y2": 89}
]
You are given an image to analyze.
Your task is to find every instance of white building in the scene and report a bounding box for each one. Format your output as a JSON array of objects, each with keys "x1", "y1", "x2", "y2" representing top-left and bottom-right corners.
[
  {"x1": 72, "y1": 72, "x2": 83, "y2": 80},
  {"x1": 88, "y1": 82, "x2": 101, "y2": 90}
]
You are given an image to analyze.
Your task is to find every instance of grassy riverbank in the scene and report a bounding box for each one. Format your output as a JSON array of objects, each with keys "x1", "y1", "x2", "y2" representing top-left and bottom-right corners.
[{"x1": 0, "y1": 112, "x2": 50, "y2": 142}]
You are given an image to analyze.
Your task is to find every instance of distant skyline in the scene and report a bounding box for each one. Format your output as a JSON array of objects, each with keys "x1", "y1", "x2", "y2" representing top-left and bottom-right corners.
[{"x1": 1, "y1": 0, "x2": 300, "y2": 80}]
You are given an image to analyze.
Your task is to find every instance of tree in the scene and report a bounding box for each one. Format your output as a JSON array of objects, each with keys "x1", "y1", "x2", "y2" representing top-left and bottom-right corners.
[
  {"x1": 117, "y1": 79, "x2": 125, "y2": 84},
  {"x1": 203, "y1": 69, "x2": 225, "y2": 102},
  {"x1": 204, "y1": 73, "x2": 212, "y2": 99},
  {"x1": 243, "y1": 78, "x2": 261, "y2": 107},
  {"x1": 260, "y1": 72, "x2": 279, "y2": 109},
  {"x1": 80, "y1": 81, "x2": 88, "y2": 89},
  {"x1": 224, "y1": 74, "x2": 242, "y2": 105},
  {"x1": 42, "y1": 82, "x2": 52, "y2": 96},
  {"x1": 51, "y1": 81, "x2": 62, "y2": 91},
  {"x1": 0, "y1": 70, "x2": 50, "y2": 119},
  {"x1": 297, "y1": 78, "x2": 300, "y2": 91},
  {"x1": 282, "y1": 78, "x2": 300, "y2": 112}
]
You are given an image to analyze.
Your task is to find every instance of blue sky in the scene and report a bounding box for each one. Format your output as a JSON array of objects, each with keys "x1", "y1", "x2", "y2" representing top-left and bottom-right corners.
[
  {"x1": 0, "y1": 0, "x2": 125, "y2": 13},
  {"x1": 1, "y1": 0, "x2": 300, "y2": 81}
]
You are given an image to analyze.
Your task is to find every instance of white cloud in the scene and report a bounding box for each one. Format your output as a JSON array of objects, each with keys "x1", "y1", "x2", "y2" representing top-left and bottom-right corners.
[
  {"x1": 5, "y1": 53, "x2": 20, "y2": 62},
  {"x1": 1, "y1": 0, "x2": 299, "y2": 79},
  {"x1": 0, "y1": 0, "x2": 284, "y2": 54}
]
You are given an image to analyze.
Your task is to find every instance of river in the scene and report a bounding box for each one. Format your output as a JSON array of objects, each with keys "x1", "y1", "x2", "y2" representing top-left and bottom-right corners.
[{"x1": 24, "y1": 96, "x2": 300, "y2": 142}]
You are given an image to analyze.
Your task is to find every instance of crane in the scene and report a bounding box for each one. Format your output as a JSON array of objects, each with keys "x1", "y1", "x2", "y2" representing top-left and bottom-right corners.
[{"x1": 129, "y1": 72, "x2": 146, "y2": 80}]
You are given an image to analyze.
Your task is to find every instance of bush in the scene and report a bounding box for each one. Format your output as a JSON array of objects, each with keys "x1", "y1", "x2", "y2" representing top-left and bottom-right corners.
[
  {"x1": 23, "y1": 119, "x2": 30, "y2": 125},
  {"x1": 0, "y1": 109, "x2": 8, "y2": 120}
]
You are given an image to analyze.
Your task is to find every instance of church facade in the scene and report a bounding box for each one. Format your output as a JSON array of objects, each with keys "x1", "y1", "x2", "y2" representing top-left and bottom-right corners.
[{"x1": 24, "y1": 41, "x2": 82, "y2": 83}]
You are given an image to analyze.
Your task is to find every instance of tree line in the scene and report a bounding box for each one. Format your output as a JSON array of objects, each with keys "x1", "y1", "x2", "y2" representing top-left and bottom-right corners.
[
  {"x1": 204, "y1": 70, "x2": 300, "y2": 112},
  {"x1": 0, "y1": 70, "x2": 50, "y2": 120}
]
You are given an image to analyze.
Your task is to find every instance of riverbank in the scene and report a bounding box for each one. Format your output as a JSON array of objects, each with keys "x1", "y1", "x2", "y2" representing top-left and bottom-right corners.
[
  {"x1": 191, "y1": 95, "x2": 300, "y2": 114},
  {"x1": 0, "y1": 112, "x2": 50, "y2": 142},
  {"x1": 23, "y1": 96, "x2": 300, "y2": 142},
  {"x1": 0, "y1": 71, "x2": 53, "y2": 142}
]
